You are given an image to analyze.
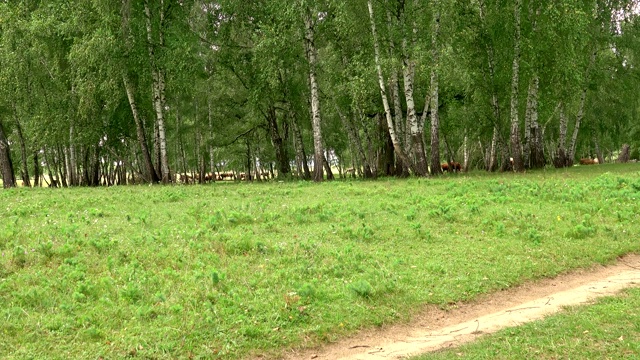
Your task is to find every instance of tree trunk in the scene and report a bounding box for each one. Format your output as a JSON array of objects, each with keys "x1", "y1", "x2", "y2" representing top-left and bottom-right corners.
[
  {"x1": 509, "y1": 0, "x2": 524, "y2": 172},
  {"x1": 568, "y1": 86, "x2": 588, "y2": 165},
  {"x1": 267, "y1": 106, "x2": 291, "y2": 178},
  {"x1": 568, "y1": 51, "x2": 596, "y2": 165},
  {"x1": 523, "y1": 80, "x2": 532, "y2": 168},
  {"x1": 593, "y1": 131, "x2": 604, "y2": 165},
  {"x1": 336, "y1": 105, "x2": 373, "y2": 178},
  {"x1": 386, "y1": 10, "x2": 406, "y2": 161},
  {"x1": 488, "y1": 126, "x2": 499, "y2": 171},
  {"x1": 323, "y1": 152, "x2": 335, "y2": 180},
  {"x1": 368, "y1": 0, "x2": 414, "y2": 173},
  {"x1": 429, "y1": 7, "x2": 442, "y2": 175},
  {"x1": 402, "y1": 28, "x2": 428, "y2": 176},
  {"x1": 291, "y1": 111, "x2": 311, "y2": 180},
  {"x1": 525, "y1": 76, "x2": 544, "y2": 168},
  {"x1": 68, "y1": 121, "x2": 77, "y2": 186},
  {"x1": 13, "y1": 112, "x2": 30, "y2": 187},
  {"x1": 376, "y1": 114, "x2": 396, "y2": 176},
  {"x1": 123, "y1": 75, "x2": 159, "y2": 183},
  {"x1": 463, "y1": 133, "x2": 470, "y2": 172},
  {"x1": 554, "y1": 102, "x2": 568, "y2": 167},
  {"x1": 303, "y1": 10, "x2": 325, "y2": 182},
  {"x1": 33, "y1": 151, "x2": 41, "y2": 187},
  {"x1": 618, "y1": 144, "x2": 630, "y2": 163},
  {"x1": 0, "y1": 119, "x2": 16, "y2": 188},
  {"x1": 208, "y1": 99, "x2": 216, "y2": 180},
  {"x1": 479, "y1": 0, "x2": 502, "y2": 172},
  {"x1": 144, "y1": 0, "x2": 170, "y2": 183}
]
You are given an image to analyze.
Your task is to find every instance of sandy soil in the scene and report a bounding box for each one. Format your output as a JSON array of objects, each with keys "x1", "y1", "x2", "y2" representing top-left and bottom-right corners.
[{"x1": 277, "y1": 254, "x2": 640, "y2": 360}]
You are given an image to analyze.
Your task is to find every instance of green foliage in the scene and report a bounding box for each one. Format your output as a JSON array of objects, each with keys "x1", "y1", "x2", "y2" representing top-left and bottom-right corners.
[{"x1": 349, "y1": 279, "x2": 374, "y2": 298}]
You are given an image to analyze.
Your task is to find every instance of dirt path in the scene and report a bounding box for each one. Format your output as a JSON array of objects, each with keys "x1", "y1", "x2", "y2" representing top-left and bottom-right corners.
[{"x1": 281, "y1": 254, "x2": 640, "y2": 360}]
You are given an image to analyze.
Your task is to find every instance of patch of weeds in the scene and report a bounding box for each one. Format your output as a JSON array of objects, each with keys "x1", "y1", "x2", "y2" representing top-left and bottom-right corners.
[
  {"x1": 88, "y1": 208, "x2": 105, "y2": 218},
  {"x1": 226, "y1": 210, "x2": 254, "y2": 227},
  {"x1": 12, "y1": 246, "x2": 28, "y2": 268},
  {"x1": 410, "y1": 222, "x2": 432, "y2": 240},
  {"x1": 495, "y1": 222, "x2": 506, "y2": 237},
  {"x1": 82, "y1": 326, "x2": 104, "y2": 340},
  {"x1": 73, "y1": 280, "x2": 99, "y2": 302},
  {"x1": 38, "y1": 241, "x2": 55, "y2": 260},
  {"x1": 524, "y1": 227, "x2": 542, "y2": 244},
  {"x1": 136, "y1": 305, "x2": 159, "y2": 321},
  {"x1": 242, "y1": 325, "x2": 264, "y2": 339},
  {"x1": 159, "y1": 187, "x2": 187, "y2": 203},
  {"x1": 566, "y1": 214, "x2": 596, "y2": 239},
  {"x1": 428, "y1": 202, "x2": 454, "y2": 221},
  {"x1": 405, "y1": 207, "x2": 417, "y2": 221},
  {"x1": 349, "y1": 279, "x2": 374, "y2": 298},
  {"x1": 297, "y1": 282, "x2": 316, "y2": 299},
  {"x1": 121, "y1": 282, "x2": 143, "y2": 304},
  {"x1": 210, "y1": 269, "x2": 223, "y2": 286},
  {"x1": 207, "y1": 210, "x2": 225, "y2": 230},
  {"x1": 89, "y1": 237, "x2": 113, "y2": 254},
  {"x1": 225, "y1": 235, "x2": 256, "y2": 255}
]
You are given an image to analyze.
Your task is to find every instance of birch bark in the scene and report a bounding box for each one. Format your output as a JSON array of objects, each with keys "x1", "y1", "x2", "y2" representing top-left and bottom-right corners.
[
  {"x1": 509, "y1": 0, "x2": 524, "y2": 172},
  {"x1": 144, "y1": 0, "x2": 170, "y2": 183},
  {"x1": 304, "y1": 10, "x2": 325, "y2": 181},
  {"x1": 429, "y1": 8, "x2": 442, "y2": 175},
  {"x1": 0, "y1": 119, "x2": 16, "y2": 188},
  {"x1": 402, "y1": 3, "x2": 428, "y2": 176},
  {"x1": 368, "y1": 0, "x2": 414, "y2": 174},
  {"x1": 123, "y1": 74, "x2": 159, "y2": 183}
]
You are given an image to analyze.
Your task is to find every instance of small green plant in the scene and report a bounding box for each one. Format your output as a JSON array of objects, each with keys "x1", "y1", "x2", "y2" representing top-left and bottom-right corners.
[
  {"x1": 350, "y1": 279, "x2": 374, "y2": 298},
  {"x1": 12, "y1": 246, "x2": 27, "y2": 268}
]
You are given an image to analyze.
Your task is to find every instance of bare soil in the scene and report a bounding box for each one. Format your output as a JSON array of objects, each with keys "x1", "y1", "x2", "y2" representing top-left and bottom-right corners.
[{"x1": 278, "y1": 254, "x2": 640, "y2": 360}]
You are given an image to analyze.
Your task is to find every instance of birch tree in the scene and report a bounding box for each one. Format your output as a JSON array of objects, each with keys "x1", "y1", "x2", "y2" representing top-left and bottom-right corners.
[{"x1": 368, "y1": 0, "x2": 414, "y2": 174}]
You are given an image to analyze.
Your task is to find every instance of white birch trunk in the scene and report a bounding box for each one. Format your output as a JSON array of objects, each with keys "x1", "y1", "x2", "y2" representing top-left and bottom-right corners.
[
  {"x1": 304, "y1": 10, "x2": 325, "y2": 182},
  {"x1": 69, "y1": 121, "x2": 77, "y2": 186},
  {"x1": 509, "y1": 0, "x2": 524, "y2": 172},
  {"x1": 402, "y1": 5, "x2": 427, "y2": 176},
  {"x1": 386, "y1": 10, "x2": 406, "y2": 157},
  {"x1": 144, "y1": 0, "x2": 170, "y2": 183},
  {"x1": 528, "y1": 76, "x2": 544, "y2": 168},
  {"x1": 555, "y1": 102, "x2": 569, "y2": 167},
  {"x1": 479, "y1": 0, "x2": 501, "y2": 171},
  {"x1": 463, "y1": 133, "x2": 469, "y2": 172},
  {"x1": 368, "y1": 0, "x2": 413, "y2": 173},
  {"x1": 208, "y1": 99, "x2": 215, "y2": 177},
  {"x1": 568, "y1": 86, "x2": 588, "y2": 164},
  {"x1": 429, "y1": 7, "x2": 442, "y2": 175},
  {"x1": 123, "y1": 74, "x2": 158, "y2": 182}
]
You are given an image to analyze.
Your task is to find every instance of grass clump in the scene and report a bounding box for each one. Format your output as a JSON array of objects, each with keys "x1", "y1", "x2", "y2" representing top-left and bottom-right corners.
[{"x1": 0, "y1": 164, "x2": 639, "y2": 359}]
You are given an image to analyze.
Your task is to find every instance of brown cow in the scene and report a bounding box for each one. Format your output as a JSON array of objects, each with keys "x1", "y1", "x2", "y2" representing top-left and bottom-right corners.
[{"x1": 441, "y1": 161, "x2": 461, "y2": 172}]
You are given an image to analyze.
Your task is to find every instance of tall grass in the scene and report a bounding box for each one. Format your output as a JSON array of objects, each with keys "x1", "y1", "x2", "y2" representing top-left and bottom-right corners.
[{"x1": 1, "y1": 164, "x2": 639, "y2": 359}]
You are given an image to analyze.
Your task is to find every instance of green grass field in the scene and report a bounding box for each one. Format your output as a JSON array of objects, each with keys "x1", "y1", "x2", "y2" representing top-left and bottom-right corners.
[{"x1": 1, "y1": 164, "x2": 639, "y2": 359}]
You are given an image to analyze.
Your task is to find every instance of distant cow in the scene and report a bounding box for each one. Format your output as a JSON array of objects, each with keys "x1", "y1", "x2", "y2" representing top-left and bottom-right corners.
[
  {"x1": 442, "y1": 161, "x2": 461, "y2": 172},
  {"x1": 579, "y1": 158, "x2": 598, "y2": 165}
]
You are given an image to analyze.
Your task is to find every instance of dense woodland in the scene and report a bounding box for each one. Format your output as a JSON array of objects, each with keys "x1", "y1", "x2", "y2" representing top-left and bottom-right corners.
[{"x1": 0, "y1": 0, "x2": 639, "y2": 188}]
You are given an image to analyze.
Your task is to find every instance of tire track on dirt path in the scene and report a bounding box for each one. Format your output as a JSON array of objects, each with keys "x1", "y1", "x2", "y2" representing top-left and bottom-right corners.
[{"x1": 281, "y1": 254, "x2": 640, "y2": 360}]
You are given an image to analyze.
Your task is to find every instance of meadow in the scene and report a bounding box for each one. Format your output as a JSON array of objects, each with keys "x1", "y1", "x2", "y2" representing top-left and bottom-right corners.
[{"x1": 1, "y1": 164, "x2": 639, "y2": 359}]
